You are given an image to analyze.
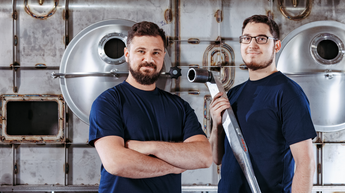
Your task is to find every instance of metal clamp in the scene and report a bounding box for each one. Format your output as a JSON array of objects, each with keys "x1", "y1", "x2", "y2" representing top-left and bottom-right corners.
[{"x1": 278, "y1": 0, "x2": 312, "y2": 21}]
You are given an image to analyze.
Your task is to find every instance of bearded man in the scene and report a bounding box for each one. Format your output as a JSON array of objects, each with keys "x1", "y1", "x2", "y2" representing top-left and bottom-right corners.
[
  {"x1": 209, "y1": 15, "x2": 317, "y2": 193},
  {"x1": 89, "y1": 21, "x2": 212, "y2": 193}
]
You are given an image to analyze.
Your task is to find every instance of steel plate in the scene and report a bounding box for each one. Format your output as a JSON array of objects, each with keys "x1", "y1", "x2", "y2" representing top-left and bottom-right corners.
[
  {"x1": 60, "y1": 19, "x2": 171, "y2": 124},
  {"x1": 277, "y1": 21, "x2": 345, "y2": 132}
]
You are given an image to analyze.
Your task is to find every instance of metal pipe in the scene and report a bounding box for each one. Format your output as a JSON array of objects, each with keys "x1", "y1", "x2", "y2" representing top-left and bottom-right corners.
[{"x1": 187, "y1": 68, "x2": 261, "y2": 193}]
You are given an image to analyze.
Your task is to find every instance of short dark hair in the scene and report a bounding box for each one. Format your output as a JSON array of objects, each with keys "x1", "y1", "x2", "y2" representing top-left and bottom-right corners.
[
  {"x1": 242, "y1": 15, "x2": 280, "y2": 39},
  {"x1": 127, "y1": 21, "x2": 166, "y2": 49}
]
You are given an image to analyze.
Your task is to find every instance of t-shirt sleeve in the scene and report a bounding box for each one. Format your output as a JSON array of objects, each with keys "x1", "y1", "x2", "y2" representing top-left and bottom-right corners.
[
  {"x1": 182, "y1": 100, "x2": 206, "y2": 141},
  {"x1": 281, "y1": 85, "x2": 317, "y2": 146},
  {"x1": 88, "y1": 91, "x2": 124, "y2": 147}
]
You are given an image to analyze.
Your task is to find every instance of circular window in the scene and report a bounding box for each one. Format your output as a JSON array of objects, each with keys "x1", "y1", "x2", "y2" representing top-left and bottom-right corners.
[
  {"x1": 311, "y1": 33, "x2": 344, "y2": 65},
  {"x1": 98, "y1": 33, "x2": 127, "y2": 65},
  {"x1": 104, "y1": 38, "x2": 126, "y2": 59}
]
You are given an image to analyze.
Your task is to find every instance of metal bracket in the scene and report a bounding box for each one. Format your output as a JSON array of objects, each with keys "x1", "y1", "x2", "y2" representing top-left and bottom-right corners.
[{"x1": 12, "y1": 62, "x2": 20, "y2": 93}]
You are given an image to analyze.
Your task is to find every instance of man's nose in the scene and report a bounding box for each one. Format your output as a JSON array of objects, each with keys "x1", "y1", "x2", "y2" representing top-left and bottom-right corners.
[
  {"x1": 143, "y1": 54, "x2": 154, "y2": 63},
  {"x1": 249, "y1": 38, "x2": 259, "y2": 48}
]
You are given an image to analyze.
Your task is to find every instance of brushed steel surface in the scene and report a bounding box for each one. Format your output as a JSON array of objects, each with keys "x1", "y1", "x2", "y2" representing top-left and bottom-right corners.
[
  {"x1": 0, "y1": 1, "x2": 12, "y2": 67},
  {"x1": 277, "y1": 21, "x2": 345, "y2": 132}
]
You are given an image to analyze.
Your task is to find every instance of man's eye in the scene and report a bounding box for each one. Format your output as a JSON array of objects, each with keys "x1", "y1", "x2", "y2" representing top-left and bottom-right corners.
[
  {"x1": 243, "y1": 37, "x2": 251, "y2": 41},
  {"x1": 258, "y1": 37, "x2": 267, "y2": 41}
]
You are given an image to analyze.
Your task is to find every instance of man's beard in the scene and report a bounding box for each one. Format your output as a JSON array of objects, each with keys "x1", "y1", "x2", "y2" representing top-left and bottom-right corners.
[
  {"x1": 243, "y1": 47, "x2": 275, "y2": 71},
  {"x1": 129, "y1": 60, "x2": 162, "y2": 85}
]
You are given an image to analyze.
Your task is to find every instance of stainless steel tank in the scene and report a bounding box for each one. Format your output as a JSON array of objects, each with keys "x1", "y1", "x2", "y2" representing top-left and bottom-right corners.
[
  {"x1": 277, "y1": 21, "x2": 345, "y2": 132},
  {"x1": 55, "y1": 19, "x2": 172, "y2": 124}
]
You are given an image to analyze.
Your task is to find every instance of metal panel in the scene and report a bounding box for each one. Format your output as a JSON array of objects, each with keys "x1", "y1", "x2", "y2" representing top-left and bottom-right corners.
[
  {"x1": 17, "y1": 0, "x2": 65, "y2": 67},
  {"x1": 68, "y1": 146, "x2": 101, "y2": 185},
  {"x1": 323, "y1": 144, "x2": 345, "y2": 184},
  {"x1": 0, "y1": 145, "x2": 13, "y2": 185},
  {"x1": 15, "y1": 144, "x2": 65, "y2": 185},
  {"x1": 0, "y1": 1, "x2": 13, "y2": 67},
  {"x1": 68, "y1": 0, "x2": 171, "y2": 39}
]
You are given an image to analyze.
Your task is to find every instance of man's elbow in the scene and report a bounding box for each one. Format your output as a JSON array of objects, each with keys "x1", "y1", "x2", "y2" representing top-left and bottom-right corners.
[
  {"x1": 203, "y1": 152, "x2": 213, "y2": 168},
  {"x1": 200, "y1": 147, "x2": 213, "y2": 168},
  {"x1": 296, "y1": 156, "x2": 316, "y2": 175},
  {"x1": 103, "y1": 161, "x2": 126, "y2": 176}
]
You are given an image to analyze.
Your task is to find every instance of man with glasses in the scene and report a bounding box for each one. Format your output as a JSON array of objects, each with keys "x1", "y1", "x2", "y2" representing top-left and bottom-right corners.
[{"x1": 209, "y1": 15, "x2": 317, "y2": 193}]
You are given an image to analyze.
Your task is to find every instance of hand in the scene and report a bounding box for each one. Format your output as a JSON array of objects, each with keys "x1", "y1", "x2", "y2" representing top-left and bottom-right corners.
[
  {"x1": 125, "y1": 140, "x2": 153, "y2": 155},
  {"x1": 210, "y1": 92, "x2": 231, "y2": 127}
]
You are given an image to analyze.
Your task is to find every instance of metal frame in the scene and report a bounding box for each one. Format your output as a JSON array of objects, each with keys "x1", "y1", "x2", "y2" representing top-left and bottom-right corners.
[{"x1": 1, "y1": 94, "x2": 65, "y2": 143}]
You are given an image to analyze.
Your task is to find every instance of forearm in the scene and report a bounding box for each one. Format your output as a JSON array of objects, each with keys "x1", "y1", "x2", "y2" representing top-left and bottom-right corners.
[
  {"x1": 95, "y1": 136, "x2": 184, "y2": 179},
  {"x1": 209, "y1": 124, "x2": 225, "y2": 165},
  {"x1": 151, "y1": 140, "x2": 212, "y2": 169},
  {"x1": 126, "y1": 135, "x2": 212, "y2": 170},
  {"x1": 291, "y1": 161, "x2": 315, "y2": 193},
  {"x1": 290, "y1": 139, "x2": 315, "y2": 193},
  {"x1": 104, "y1": 148, "x2": 183, "y2": 179}
]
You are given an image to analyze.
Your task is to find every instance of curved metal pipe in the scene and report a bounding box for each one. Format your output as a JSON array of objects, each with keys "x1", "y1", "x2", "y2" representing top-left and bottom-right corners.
[{"x1": 278, "y1": 0, "x2": 312, "y2": 21}]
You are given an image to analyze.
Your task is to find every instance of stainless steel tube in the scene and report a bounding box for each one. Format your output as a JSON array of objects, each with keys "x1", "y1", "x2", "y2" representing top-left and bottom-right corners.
[{"x1": 187, "y1": 68, "x2": 261, "y2": 193}]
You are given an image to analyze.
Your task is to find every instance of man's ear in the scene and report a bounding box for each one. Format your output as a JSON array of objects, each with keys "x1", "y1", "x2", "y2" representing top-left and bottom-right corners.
[
  {"x1": 124, "y1": 47, "x2": 129, "y2": 62},
  {"x1": 275, "y1": 40, "x2": 282, "y2": 53}
]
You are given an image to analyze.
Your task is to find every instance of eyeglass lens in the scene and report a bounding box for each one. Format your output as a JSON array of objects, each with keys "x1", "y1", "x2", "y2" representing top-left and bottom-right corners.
[{"x1": 241, "y1": 36, "x2": 268, "y2": 44}]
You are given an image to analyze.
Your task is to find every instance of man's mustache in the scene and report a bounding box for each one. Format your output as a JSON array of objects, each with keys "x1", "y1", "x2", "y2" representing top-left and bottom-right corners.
[{"x1": 139, "y1": 62, "x2": 157, "y2": 70}]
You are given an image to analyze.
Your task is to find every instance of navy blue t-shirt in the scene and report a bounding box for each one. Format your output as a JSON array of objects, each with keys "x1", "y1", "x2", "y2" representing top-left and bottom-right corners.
[
  {"x1": 89, "y1": 81, "x2": 205, "y2": 193},
  {"x1": 218, "y1": 72, "x2": 316, "y2": 193}
]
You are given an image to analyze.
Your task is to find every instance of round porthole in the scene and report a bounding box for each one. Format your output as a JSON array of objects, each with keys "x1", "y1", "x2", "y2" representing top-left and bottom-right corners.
[
  {"x1": 310, "y1": 33, "x2": 344, "y2": 65},
  {"x1": 98, "y1": 32, "x2": 127, "y2": 65}
]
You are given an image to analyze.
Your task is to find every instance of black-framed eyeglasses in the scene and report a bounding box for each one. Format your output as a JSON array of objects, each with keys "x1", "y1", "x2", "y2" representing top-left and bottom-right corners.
[{"x1": 239, "y1": 35, "x2": 278, "y2": 44}]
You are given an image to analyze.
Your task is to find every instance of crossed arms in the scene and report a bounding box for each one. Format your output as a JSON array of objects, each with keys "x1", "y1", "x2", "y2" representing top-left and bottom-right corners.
[{"x1": 94, "y1": 134, "x2": 212, "y2": 179}]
